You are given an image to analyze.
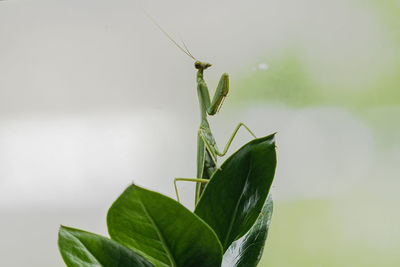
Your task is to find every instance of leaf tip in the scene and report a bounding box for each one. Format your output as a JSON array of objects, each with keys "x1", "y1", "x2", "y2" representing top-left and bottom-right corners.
[{"x1": 58, "y1": 225, "x2": 68, "y2": 236}]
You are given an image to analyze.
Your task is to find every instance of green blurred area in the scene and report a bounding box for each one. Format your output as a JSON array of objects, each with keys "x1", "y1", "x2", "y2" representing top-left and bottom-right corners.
[
  {"x1": 231, "y1": 1, "x2": 400, "y2": 266},
  {"x1": 235, "y1": 50, "x2": 400, "y2": 110},
  {"x1": 260, "y1": 198, "x2": 400, "y2": 266},
  {"x1": 233, "y1": 0, "x2": 400, "y2": 113}
]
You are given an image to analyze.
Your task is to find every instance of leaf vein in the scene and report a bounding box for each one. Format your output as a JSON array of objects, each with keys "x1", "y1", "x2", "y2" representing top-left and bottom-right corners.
[{"x1": 138, "y1": 196, "x2": 177, "y2": 267}]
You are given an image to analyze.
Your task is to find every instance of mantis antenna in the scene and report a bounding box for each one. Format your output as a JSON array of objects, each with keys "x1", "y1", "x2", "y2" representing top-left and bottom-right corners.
[
  {"x1": 146, "y1": 13, "x2": 197, "y2": 61},
  {"x1": 179, "y1": 36, "x2": 196, "y2": 61}
]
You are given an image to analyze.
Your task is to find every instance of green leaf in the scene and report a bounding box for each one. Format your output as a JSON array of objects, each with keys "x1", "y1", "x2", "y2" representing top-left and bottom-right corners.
[
  {"x1": 107, "y1": 184, "x2": 223, "y2": 267},
  {"x1": 194, "y1": 134, "x2": 276, "y2": 251},
  {"x1": 222, "y1": 195, "x2": 274, "y2": 267},
  {"x1": 58, "y1": 225, "x2": 154, "y2": 267}
]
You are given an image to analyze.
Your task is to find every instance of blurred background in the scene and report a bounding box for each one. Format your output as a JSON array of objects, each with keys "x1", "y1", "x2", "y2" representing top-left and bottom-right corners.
[{"x1": 1, "y1": 0, "x2": 399, "y2": 266}]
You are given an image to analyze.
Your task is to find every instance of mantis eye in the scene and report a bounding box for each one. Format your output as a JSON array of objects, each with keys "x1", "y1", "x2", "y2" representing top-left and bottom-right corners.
[
  {"x1": 194, "y1": 61, "x2": 202, "y2": 69},
  {"x1": 194, "y1": 61, "x2": 212, "y2": 70}
]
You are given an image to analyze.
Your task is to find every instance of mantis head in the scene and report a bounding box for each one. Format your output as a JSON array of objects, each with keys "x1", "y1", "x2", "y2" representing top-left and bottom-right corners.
[{"x1": 194, "y1": 61, "x2": 212, "y2": 70}]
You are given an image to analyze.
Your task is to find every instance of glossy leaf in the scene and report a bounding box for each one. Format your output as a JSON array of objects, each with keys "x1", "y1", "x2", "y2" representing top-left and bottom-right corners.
[
  {"x1": 58, "y1": 225, "x2": 153, "y2": 267},
  {"x1": 107, "y1": 184, "x2": 223, "y2": 267},
  {"x1": 222, "y1": 195, "x2": 273, "y2": 267},
  {"x1": 194, "y1": 134, "x2": 276, "y2": 251}
]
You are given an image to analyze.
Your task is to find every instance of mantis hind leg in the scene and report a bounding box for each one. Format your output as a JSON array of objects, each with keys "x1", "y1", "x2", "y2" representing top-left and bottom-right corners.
[
  {"x1": 217, "y1": 122, "x2": 257, "y2": 156},
  {"x1": 200, "y1": 122, "x2": 257, "y2": 159},
  {"x1": 174, "y1": 178, "x2": 209, "y2": 203},
  {"x1": 194, "y1": 123, "x2": 256, "y2": 203}
]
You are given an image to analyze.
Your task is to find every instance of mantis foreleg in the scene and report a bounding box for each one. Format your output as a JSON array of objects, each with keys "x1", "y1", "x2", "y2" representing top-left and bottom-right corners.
[
  {"x1": 198, "y1": 73, "x2": 229, "y2": 117},
  {"x1": 208, "y1": 73, "x2": 229, "y2": 115}
]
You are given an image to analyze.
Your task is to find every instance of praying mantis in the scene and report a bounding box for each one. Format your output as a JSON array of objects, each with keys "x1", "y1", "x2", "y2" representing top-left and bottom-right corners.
[
  {"x1": 173, "y1": 61, "x2": 257, "y2": 205},
  {"x1": 149, "y1": 17, "x2": 257, "y2": 205}
]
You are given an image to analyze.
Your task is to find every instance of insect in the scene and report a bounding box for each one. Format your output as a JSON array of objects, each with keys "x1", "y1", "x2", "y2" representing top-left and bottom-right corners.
[{"x1": 148, "y1": 16, "x2": 257, "y2": 205}]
